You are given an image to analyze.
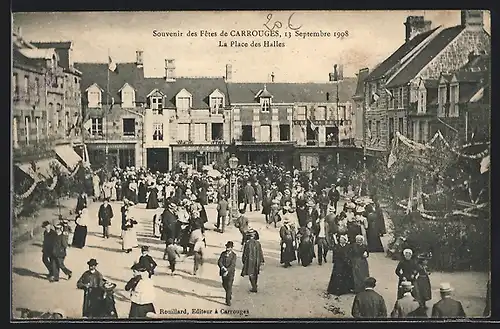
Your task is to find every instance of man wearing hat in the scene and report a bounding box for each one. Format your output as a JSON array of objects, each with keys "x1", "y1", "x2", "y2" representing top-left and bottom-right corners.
[
  {"x1": 328, "y1": 183, "x2": 340, "y2": 211},
  {"x1": 351, "y1": 277, "x2": 387, "y2": 318},
  {"x1": 51, "y1": 223, "x2": 72, "y2": 282},
  {"x1": 241, "y1": 229, "x2": 265, "y2": 293},
  {"x1": 217, "y1": 241, "x2": 237, "y2": 306},
  {"x1": 98, "y1": 198, "x2": 114, "y2": 239},
  {"x1": 431, "y1": 283, "x2": 466, "y2": 318},
  {"x1": 76, "y1": 259, "x2": 104, "y2": 318},
  {"x1": 234, "y1": 208, "x2": 249, "y2": 250},
  {"x1": 391, "y1": 281, "x2": 425, "y2": 318},
  {"x1": 161, "y1": 202, "x2": 178, "y2": 244},
  {"x1": 41, "y1": 221, "x2": 57, "y2": 279},
  {"x1": 305, "y1": 200, "x2": 319, "y2": 228}
]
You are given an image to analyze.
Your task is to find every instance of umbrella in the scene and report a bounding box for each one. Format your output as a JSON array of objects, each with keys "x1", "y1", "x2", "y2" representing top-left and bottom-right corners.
[{"x1": 207, "y1": 169, "x2": 222, "y2": 178}]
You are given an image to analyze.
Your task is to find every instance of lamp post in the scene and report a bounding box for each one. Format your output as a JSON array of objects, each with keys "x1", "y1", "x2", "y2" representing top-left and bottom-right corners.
[{"x1": 228, "y1": 154, "x2": 239, "y2": 223}]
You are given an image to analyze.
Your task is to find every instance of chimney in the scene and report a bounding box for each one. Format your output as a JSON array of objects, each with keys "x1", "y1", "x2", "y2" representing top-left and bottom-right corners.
[
  {"x1": 225, "y1": 64, "x2": 232, "y2": 81},
  {"x1": 404, "y1": 16, "x2": 432, "y2": 42},
  {"x1": 136, "y1": 50, "x2": 144, "y2": 67},
  {"x1": 461, "y1": 10, "x2": 484, "y2": 31},
  {"x1": 271, "y1": 72, "x2": 275, "y2": 83},
  {"x1": 165, "y1": 59, "x2": 176, "y2": 81}
]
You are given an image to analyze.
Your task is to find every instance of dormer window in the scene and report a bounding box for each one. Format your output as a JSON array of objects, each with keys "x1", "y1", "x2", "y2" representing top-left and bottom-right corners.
[
  {"x1": 151, "y1": 97, "x2": 163, "y2": 115},
  {"x1": 176, "y1": 89, "x2": 192, "y2": 111},
  {"x1": 86, "y1": 84, "x2": 102, "y2": 108},
  {"x1": 261, "y1": 98, "x2": 270, "y2": 113},
  {"x1": 120, "y1": 83, "x2": 135, "y2": 108},
  {"x1": 209, "y1": 89, "x2": 225, "y2": 115},
  {"x1": 438, "y1": 84, "x2": 447, "y2": 117},
  {"x1": 417, "y1": 89, "x2": 426, "y2": 113},
  {"x1": 449, "y1": 83, "x2": 459, "y2": 117}
]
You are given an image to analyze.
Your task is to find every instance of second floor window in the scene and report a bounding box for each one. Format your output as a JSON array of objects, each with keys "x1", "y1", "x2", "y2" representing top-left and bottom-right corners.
[
  {"x1": 177, "y1": 123, "x2": 189, "y2": 141},
  {"x1": 25, "y1": 116, "x2": 30, "y2": 144},
  {"x1": 449, "y1": 84, "x2": 459, "y2": 117},
  {"x1": 316, "y1": 106, "x2": 326, "y2": 120},
  {"x1": 24, "y1": 76, "x2": 29, "y2": 96},
  {"x1": 90, "y1": 118, "x2": 103, "y2": 136},
  {"x1": 153, "y1": 123, "x2": 163, "y2": 141},
  {"x1": 88, "y1": 91, "x2": 101, "y2": 108},
  {"x1": 297, "y1": 106, "x2": 306, "y2": 120},
  {"x1": 122, "y1": 90, "x2": 135, "y2": 108},
  {"x1": 418, "y1": 91, "x2": 426, "y2": 113},
  {"x1": 261, "y1": 98, "x2": 270, "y2": 112},
  {"x1": 122, "y1": 118, "x2": 136, "y2": 136},
  {"x1": 13, "y1": 73, "x2": 19, "y2": 95},
  {"x1": 438, "y1": 85, "x2": 447, "y2": 116},
  {"x1": 210, "y1": 97, "x2": 224, "y2": 114},
  {"x1": 177, "y1": 97, "x2": 191, "y2": 111},
  {"x1": 193, "y1": 123, "x2": 206, "y2": 142}
]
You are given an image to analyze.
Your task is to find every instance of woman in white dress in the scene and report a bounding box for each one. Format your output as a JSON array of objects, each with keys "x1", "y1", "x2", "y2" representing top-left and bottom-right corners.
[
  {"x1": 122, "y1": 212, "x2": 139, "y2": 253},
  {"x1": 110, "y1": 177, "x2": 117, "y2": 201}
]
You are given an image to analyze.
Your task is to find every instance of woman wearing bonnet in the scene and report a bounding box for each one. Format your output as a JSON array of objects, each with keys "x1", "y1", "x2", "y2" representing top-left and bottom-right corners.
[{"x1": 72, "y1": 208, "x2": 89, "y2": 249}]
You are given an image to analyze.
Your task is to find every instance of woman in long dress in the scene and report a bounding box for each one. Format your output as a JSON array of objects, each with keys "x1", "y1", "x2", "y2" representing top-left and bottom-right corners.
[
  {"x1": 327, "y1": 235, "x2": 353, "y2": 296},
  {"x1": 365, "y1": 205, "x2": 385, "y2": 252},
  {"x1": 122, "y1": 215, "x2": 139, "y2": 253},
  {"x1": 110, "y1": 178, "x2": 117, "y2": 201},
  {"x1": 279, "y1": 216, "x2": 297, "y2": 268},
  {"x1": 350, "y1": 235, "x2": 370, "y2": 293},
  {"x1": 125, "y1": 264, "x2": 156, "y2": 318},
  {"x1": 414, "y1": 254, "x2": 432, "y2": 308},
  {"x1": 92, "y1": 174, "x2": 101, "y2": 201},
  {"x1": 146, "y1": 184, "x2": 159, "y2": 209},
  {"x1": 395, "y1": 248, "x2": 420, "y2": 299},
  {"x1": 297, "y1": 221, "x2": 315, "y2": 267},
  {"x1": 72, "y1": 208, "x2": 89, "y2": 248},
  {"x1": 138, "y1": 180, "x2": 147, "y2": 204}
]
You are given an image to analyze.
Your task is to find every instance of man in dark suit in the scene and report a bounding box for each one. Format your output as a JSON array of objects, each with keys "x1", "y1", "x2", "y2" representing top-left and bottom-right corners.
[
  {"x1": 76, "y1": 191, "x2": 88, "y2": 213},
  {"x1": 51, "y1": 224, "x2": 72, "y2": 282},
  {"x1": 98, "y1": 198, "x2": 113, "y2": 238},
  {"x1": 431, "y1": 283, "x2": 466, "y2": 318},
  {"x1": 305, "y1": 200, "x2": 319, "y2": 227},
  {"x1": 217, "y1": 241, "x2": 237, "y2": 306},
  {"x1": 351, "y1": 277, "x2": 388, "y2": 318},
  {"x1": 42, "y1": 221, "x2": 57, "y2": 279},
  {"x1": 253, "y1": 181, "x2": 263, "y2": 212},
  {"x1": 162, "y1": 203, "x2": 178, "y2": 259},
  {"x1": 328, "y1": 184, "x2": 340, "y2": 211}
]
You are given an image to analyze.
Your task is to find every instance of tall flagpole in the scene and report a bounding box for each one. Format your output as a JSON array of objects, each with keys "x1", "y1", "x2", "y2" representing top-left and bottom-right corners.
[{"x1": 105, "y1": 49, "x2": 110, "y2": 174}]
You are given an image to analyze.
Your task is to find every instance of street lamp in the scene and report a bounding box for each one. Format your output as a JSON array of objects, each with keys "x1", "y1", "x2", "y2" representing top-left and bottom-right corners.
[{"x1": 228, "y1": 154, "x2": 239, "y2": 225}]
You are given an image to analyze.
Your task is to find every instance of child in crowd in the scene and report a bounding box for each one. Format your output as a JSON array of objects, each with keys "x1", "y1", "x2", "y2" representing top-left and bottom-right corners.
[
  {"x1": 193, "y1": 238, "x2": 205, "y2": 276},
  {"x1": 138, "y1": 246, "x2": 157, "y2": 278},
  {"x1": 165, "y1": 239, "x2": 181, "y2": 276}
]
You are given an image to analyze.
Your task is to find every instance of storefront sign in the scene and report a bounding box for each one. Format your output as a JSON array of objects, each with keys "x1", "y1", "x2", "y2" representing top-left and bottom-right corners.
[
  {"x1": 172, "y1": 145, "x2": 224, "y2": 152},
  {"x1": 88, "y1": 143, "x2": 136, "y2": 150}
]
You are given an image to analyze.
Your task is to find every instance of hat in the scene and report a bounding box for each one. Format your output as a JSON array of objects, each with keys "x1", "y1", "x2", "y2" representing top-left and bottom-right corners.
[
  {"x1": 347, "y1": 202, "x2": 356, "y2": 209},
  {"x1": 87, "y1": 259, "x2": 98, "y2": 266},
  {"x1": 339, "y1": 234, "x2": 349, "y2": 242},
  {"x1": 225, "y1": 241, "x2": 234, "y2": 248},
  {"x1": 103, "y1": 281, "x2": 117, "y2": 291},
  {"x1": 141, "y1": 246, "x2": 149, "y2": 252},
  {"x1": 439, "y1": 282, "x2": 454, "y2": 293},
  {"x1": 356, "y1": 205, "x2": 366, "y2": 213},
  {"x1": 364, "y1": 277, "x2": 377, "y2": 288},
  {"x1": 400, "y1": 281, "x2": 414, "y2": 290},
  {"x1": 42, "y1": 221, "x2": 51, "y2": 228},
  {"x1": 246, "y1": 228, "x2": 257, "y2": 237},
  {"x1": 403, "y1": 248, "x2": 413, "y2": 255},
  {"x1": 306, "y1": 200, "x2": 315, "y2": 207},
  {"x1": 131, "y1": 263, "x2": 148, "y2": 272}
]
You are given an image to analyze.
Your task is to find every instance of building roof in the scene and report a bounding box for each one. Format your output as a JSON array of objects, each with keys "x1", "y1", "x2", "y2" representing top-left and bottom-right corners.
[
  {"x1": 365, "y1": 27, "x2": 439, "y2": 82},
  {"x1": 75, "y1": 62, "x2": 145, "y2": 104},
  {"x1": 18, "y1": 48, "x2": 56, "y2": 60},
  {"x1": 354, "y1": 69, "x2": 369, "y2": 97},
  {"x1": 31, "y1": 41, "x2": 73, "y2": 70},
  {"x1": 140, "y1": 77, "x2": 229, "y2": 108},
  {"x1": 13, "y1": 48, "x2": 45, "y2": 71},
  {"x1": 227, "y1": 78, "x2": 357, "y2": 104},
  {"x1": 423, "y1": 79, "x2": 439, "y2": 89},
  {"x1": 454, "y1": 71, "x2": 485, "y2": 82},
  {"x1": 460, "y1": 54, "x2": 490, "y2": 72},
  {"x1": 459, "y1": 82, "x2": 484, "y2": 103},
  {"x1": 386, "y1": 25, "x2": 465, "y2": 87}
]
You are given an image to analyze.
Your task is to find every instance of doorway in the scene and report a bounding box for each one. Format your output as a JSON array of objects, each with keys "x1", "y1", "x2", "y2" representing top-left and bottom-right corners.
[{"x1": 147, "y1": 148, "x2": 169, "y2": 173}]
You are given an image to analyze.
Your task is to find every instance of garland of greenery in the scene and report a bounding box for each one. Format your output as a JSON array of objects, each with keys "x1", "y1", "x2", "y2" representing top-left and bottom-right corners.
[{"x1": 17, "y1": 180, "x2": 39, "y2": 199}]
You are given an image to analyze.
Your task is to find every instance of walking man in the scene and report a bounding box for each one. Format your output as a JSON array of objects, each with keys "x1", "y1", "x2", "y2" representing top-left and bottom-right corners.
[
  {"x1": 243, "y1": 181, "x2": 255, "y2": 212},
  {"x1": 42, "y1": 221, "x2": 57, "y2": 279},
  {"x1": 313, "y1": 215, "x2": 330, "y2": 265},
  {"x1": 241, "y1": 229, "x2": 265, "y2": 293},
  {"x1": 391, "y1": 281, "x2": 425, "y2": 318},
  {"x1": 351, "y1": 277, "x2": 388, "y2": 318},
  {"x1": 215, "y1": 194, "x2": 230, "y2": 233},
  {"x1": 51, "y1": 224, "x2": 72, "y2": 282},
  {"x1": 217, "y1": 241, "x2": 237, "y2": 306},
  {"x1": 234, "y1": 208, "x2": 249, "y2": 251},
  {"x1": 431, "y1": 283, "x2": 466, "y2": 318},
  {"x1": 98, "y1": 198, "x2": 114, "y2": 239},
  {"x1": 254, "y1": 181, "x2": 262, "y2": 212}
]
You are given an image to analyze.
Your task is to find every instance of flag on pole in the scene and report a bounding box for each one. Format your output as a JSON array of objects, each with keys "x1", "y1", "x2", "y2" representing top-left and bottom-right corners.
[
  {"x1": 308, "y1": 118, "x2": 318, "y2": 131},
  {"x1": 385, "y1": 88, "x2": 394, "y2": 99},
  {"x1": 83, "y1": 118, "x2": 92, "y2": 131},
  {"x1": 108, "y1": 56, "x2": 118, "y2": 73},
  {"x1": 371, "y1": 92, "x2": 380, "y2": 104},
  {"x1": 480, "y1": 154, "x2": 490, "y2": 174}
]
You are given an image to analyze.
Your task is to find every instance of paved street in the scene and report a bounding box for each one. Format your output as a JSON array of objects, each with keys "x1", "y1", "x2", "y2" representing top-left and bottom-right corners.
[{"x1": 12, "y1": 198, "x2": 488, "y2": 319}]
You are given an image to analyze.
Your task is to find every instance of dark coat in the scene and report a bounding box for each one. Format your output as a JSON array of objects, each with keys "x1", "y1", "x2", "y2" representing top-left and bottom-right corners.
[
  {"x1": 198, "y1": 188, "x2": 208, "y2": 205},
  {"x1": 98, "y1": 204, "x2": 114, "y2": 227},
  {"x1": 52, "y1": 233, "x2": 68, "y2": 258},
  {"x1": 161, "y1": 209, "x2": 178, "y2": 241},
  {"x1": 218, "y1": 250, "x2": 237, "y2": 277},
  {"x1": 306, "y1": 208, "x2": 320, "y2": 225},
  {"x1": 42, "y1": 229, "x2": 57, "y2": 255},
  {"x1": 241, "y1": 239, "x2": 264, "y2": 276},
  {"x1": 76, "y1": 194, "x2": 87, "y2": 212},
  {"x1": 328, "y1": 188, "x2": 340, "y2": 202},
  {"x1": 431, "y1": 298, "x2": 466, "y2": 318},
  {"x1": 254, "y1": 184, "x2": 263, "y2": 200},
  {"x1": 352, "y1": 289, "x2": 388, "y2": 318},
  {"x1": 138, "y1": 255, "x2": 157, "y2": 275},
  {"x1": 76, "y1": 270, "x2": 104, "y2": 317},
  {"x1": 243, "y1": 184, "x2": 255, "y2": 203}
]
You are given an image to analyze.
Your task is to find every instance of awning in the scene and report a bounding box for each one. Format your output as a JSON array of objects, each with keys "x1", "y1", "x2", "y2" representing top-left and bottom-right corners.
[
  {"x1": 55, "y1": 144, "x2": 82, "y2": 170},
  {"x1": 16, "y1": 158, "x2": 69, "y2": 181}
]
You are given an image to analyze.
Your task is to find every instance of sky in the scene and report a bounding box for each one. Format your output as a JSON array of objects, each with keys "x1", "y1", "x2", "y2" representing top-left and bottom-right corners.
[{"x1": 13, "y1": 10, "x2": 490, "y2": 82}]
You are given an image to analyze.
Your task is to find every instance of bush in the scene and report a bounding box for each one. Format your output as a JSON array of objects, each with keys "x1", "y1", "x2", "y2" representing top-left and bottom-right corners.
[{"x1": 388, "y1": 209, "x2": 490, "y2": 272}]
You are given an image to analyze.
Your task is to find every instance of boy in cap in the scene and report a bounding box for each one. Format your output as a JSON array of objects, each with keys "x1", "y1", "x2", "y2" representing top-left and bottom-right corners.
[
  {"x1": 138, "y1": 246, "x2": 157, "y2": 278},
  {"x1": 165, "y1": 238, "x2": 181, "y2": 275}
]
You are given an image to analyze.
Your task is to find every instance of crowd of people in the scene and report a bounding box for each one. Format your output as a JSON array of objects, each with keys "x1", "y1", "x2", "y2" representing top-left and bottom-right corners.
[{"x1": 32, "y1": 160, "x2": 488, "y2": 319}]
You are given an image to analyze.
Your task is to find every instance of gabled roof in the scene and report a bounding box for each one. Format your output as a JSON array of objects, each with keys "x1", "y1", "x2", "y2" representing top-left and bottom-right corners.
[
  {"x1": 118, "y1": 82, "x2": 135, "y2": 92},
  {"x1": 85, "y1": 83, "x2": 104, "y2": 92},
  {"x1": 459, "y1": 82, "x2": 484, "y2": 103},
  {"x1": 423, "y1": 79, "x2": 439, "y2": 89},
  {"x1": 75, "y1": 62, "x2": 145, "y2": 104},
  {"x1": 453, "y1": 71, "x2": 485, "y2": 83},
  {"x1": 30, "y1": 41, "x2": 73, "y2": 70},
  {"x1": 439, "y1": 73, "x2": 453, "y2": 84},
  {"x1": 365, "y1": 27, "x2": 439, "y2": 82},
  {"x1": 18, "y1": 48, "x2": 57, "y2": 60},
  {"x1": 354, "y1": 68, "x2": 369, "y2": 97},
  {"x1": 386, "y1": 25, "x2": 465, "y2": 87},
  {"x1": 256, "y1": 85, "x2": 273, "y2": 98},
  {"x1": 139, "y1": 77, "x2": 229, "y2": 108},
  {"x1": 13, "y1": 48, "x2": 45, "y2": 71},
  {"x1": 227, "y1": 78, "x2": 357, "y2": 104},
  {"x1": 146, "y1": 88, "x2": 165, "y2": 98}
]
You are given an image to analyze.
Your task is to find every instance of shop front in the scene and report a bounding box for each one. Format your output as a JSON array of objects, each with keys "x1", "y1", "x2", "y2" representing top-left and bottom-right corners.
[
  {"x1": 295, "y1": 147, "x2": 363, "y2": 172},
  {"x1": 235, "y1": 142, "x2": 295, "y2": 169},
  {"x1": 171, "y1": 143, "x2": 228, "y2": 172},
  {"x1": 87, "y1": 142, "x2": 137, "y2": 170}
]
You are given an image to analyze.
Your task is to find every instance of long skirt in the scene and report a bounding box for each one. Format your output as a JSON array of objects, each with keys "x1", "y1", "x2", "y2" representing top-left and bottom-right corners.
[
  {"x1": 414, "y1": 275, "x2": 432, "y2": 304},
  {"x1": 351, "y1": 257, "x2": 370, "y2": 293},
  {"x1": 122, "y1": 229, "x2": 138, "y2": 250},
  {"x1": 129, "y1": 302, "x2": 155, "y2": 318},
  {"x1": 280, "y1": 240, "x2": 296, "y2": 264},
  {"x1": 72, "y1": 224, "x2": 88, "y2": 248},
  {"x1": 327, "y1": 260, "x2": 353, "y2": 296},
  {"x1": 110, "y1": 187, "x2": 117, "y2": 201},
  {"x1": 298, "y1": 240, "x2": 315, "y2": 267},
  {"x1": 366, "y1": 224, "x2": 384, "y2": 252},
  {"x1": 147, "y1": 191, "x2": 159, "y2": 209}
]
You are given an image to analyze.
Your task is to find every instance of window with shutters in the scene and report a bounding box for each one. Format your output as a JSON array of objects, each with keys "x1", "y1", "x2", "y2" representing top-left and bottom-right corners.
[
  {"x1": 193, "y1": 123, "x2": 206, "y2": 142},
  {"x1": 153, "y1": 123, "x2": 163, "y2": 141},
  {"x1": 418, "y1": 90, "x2": 427, "y2": 113},
  {"x1": 177, "y1": 123, "x2": 190, "y2": 141},
  {"x1": 316, "y1": 106, "x2": 326, "y2": 120},
  {"x1": 449, "y1": 84, "x2": 459, "y2": 117},
  {"x1": 90, "y1": 118, "x2": 103, "y2": 136},
  {"x1": 121, "y1": 85, "x2": 135, "y2": 108},
  {"x1": 25, "y1": 116, "x2": 30, "y2": 144},
  {"x1": 35, "y1": 117, "x2": 40, "y2": 142},
  {"x1": 438, "y1": 85, "x2": 447, "y2": 117},
  {"x1": 297, "y1": 106, "x2": 306, "y2": 120},
  {"x1": 260, "y1": 125, "x2": 271, "y2": 142}
]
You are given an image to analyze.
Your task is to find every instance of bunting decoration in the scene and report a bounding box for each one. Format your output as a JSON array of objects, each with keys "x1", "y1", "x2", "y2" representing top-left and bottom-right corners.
[{"x1": 16, "y1": 180, "x2": 38, "y2": 199}]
